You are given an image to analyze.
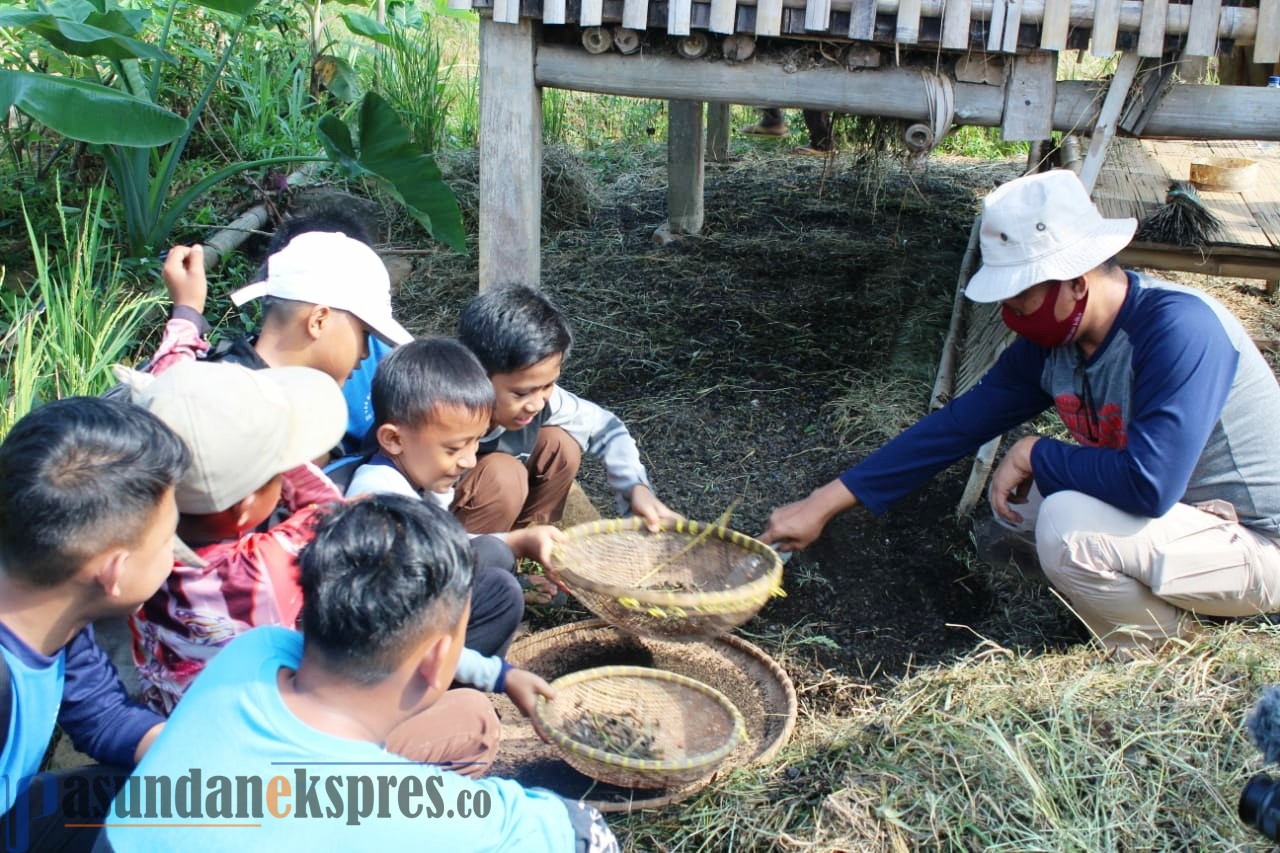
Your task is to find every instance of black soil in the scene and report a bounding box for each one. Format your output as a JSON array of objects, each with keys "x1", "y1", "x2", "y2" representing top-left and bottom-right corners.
[{"x1": 396, "y1": 147, "x2": 1088, "y2": 698}]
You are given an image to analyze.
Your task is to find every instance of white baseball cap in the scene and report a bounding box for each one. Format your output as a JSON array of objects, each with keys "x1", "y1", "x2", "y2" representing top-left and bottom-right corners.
[
  {"x1": 115, "y1": 361, "x2": 347, "y2": 514},
  {"x1": 230, "y1": 231, "x2": 413, "y2": 346},
  {"x1": 965, "y1": 170, "x2": 1137, "y2": 303}
]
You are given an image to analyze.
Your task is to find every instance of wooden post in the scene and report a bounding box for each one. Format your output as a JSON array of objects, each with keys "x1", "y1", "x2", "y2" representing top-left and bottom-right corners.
[
  {"x1": 707, "y1": 102, "x2": 731, "y2": 162},
  {"x1": 1079, "y1": 51, "x2": 1140, "y2": 192},
  {"x1": 667, "y1": 100, "x2": 705, "y2": 235},
  {"x1": 479, "y1": 18, "x2": 542, "y2": 288}
]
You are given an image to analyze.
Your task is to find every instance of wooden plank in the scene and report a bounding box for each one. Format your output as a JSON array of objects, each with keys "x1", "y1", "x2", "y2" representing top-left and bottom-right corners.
[
  {"x1": 708, "y1": 0, "x2": 734, "y2": 32},
  {"x1": 941, "y1": 0, "x2": 973, "y2": 48},
  {"x1": 478, "y1": 17, "x2": 541, "y2": 287},
  {"x1": 623, "y1": 0, "x2": 650, "y2": 30},
  {"x1": 667, "y1": 100, "x2": 705, "y2": 234},
  {"x1": 1002, "y1": 51, "x2": 1057, "y2": 140},
  {"x1": 1000, "y1": 0, "x2": 1023, "y2": 52},
  {"x1": 755, "y1": 0, "x2": 784, "y2": 35},
  {"x1": 986, "y1": 0, "x2": 1006, "y2": 50},
  {"x1": 1256, "y1": 0, "x2": 1280, "y2": 63},
  {"x1": 493, "y1": 0, "x2": 521, "y2": 22},
  {"x1": 1079, "y1": 50, "x2": 1139, "y2": 191},
  {"x1": 1039, "y1": 0, "x2": 1070, "y2": 49},
  {"x1": 669, "y1": 0, "x2": 693, "y2": 35},
  {"x1": 579, "y1": 0, "x2": 604, "y2": 27},
  {"x1": 535, "y1": 46, "x2": 1280, "y2": 140},
  {"x1": 806, "y1": 0, "x2": 833, "y2": 31},
  {"x1": 1136, "y1": 0, "x2": 1167, "y2": 57},
  {"x1": 848, "y1": 0, "x2": 877, "y2": 39},
  {"x1": 1091, "y1": 0, "x2": 1121, "y2": 56},
  {"x1": 543, "y1": 0, "x2": 567, "y2": 24},
  {"x1": 1185, "y1": 0, "x2": 1222, "y2": 57},
  {"x1": 896, "y1": 0, "x2": 921, "y2": 42}
]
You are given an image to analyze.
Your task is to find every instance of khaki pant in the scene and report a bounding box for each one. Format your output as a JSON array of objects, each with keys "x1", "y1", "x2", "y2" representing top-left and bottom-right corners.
[
  {"x1": 994, "y1": 487, "x2": 1280, "y2": 649},
  {"x1": 384, "y1": 688, "x2": 501, "y2": 778},
  {"x1": 452, "y1": 426, "x2": 582, "y2": 533}
]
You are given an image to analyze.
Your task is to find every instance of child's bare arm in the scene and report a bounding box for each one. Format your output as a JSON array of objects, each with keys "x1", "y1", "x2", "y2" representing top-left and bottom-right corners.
[
  {"x1": 502, "y1": 524, "x2": 564, "y2": 568},
  {"x1": 628, "y1": 484, "x2": 683, "y2": 532},
  {"x1": 503, "y1": 668, "x2": 555, "y2": 720},
  {"x1": 162, "y1": 245, "x2": 208, "y2": 316}
]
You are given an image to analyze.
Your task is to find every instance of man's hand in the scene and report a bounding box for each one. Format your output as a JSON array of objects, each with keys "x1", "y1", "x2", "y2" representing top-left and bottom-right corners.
[
  {"x1": 504, "y1": 524, "x2": 565, "y2": 568},
  {"x1": 162, "y1": 245, "x2": 207, "y2": 315},
  {"x1": 629, "y1": 484, "x2": 683, "y2": 532},
  {"x1": 760, "y1": 479, "x2": 859, "y2": 553},
  {"x1": 504, "y1": 668, "x2": 555, "y2": 720},
  {"x1": 989, "y1": 436, "x2": 1040, "y2": 525}
]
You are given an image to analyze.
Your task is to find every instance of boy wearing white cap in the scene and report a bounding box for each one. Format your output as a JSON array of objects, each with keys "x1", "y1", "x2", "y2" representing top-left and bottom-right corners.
[
  {"x1": 157, "y1": 229, "x2": 410, "y2": 388},
  {"x1": 762, "y1": 169, "x2": 1280, "y2": 649}
]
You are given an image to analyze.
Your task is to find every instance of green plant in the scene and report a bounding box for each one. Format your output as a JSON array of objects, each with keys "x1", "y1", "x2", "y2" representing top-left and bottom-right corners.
[
  {"x1": 372, "y1": 20, "x2": 452, "y2": 151},
  {"x1": 0, "y1": 0, "x2": 465, "y2": 255},
  {"x1": 0, "y1": 184, "x2": 163, "y2": 436}
]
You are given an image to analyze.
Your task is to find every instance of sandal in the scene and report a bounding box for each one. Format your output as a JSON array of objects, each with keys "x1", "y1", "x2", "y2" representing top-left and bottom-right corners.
[
  {"x1": 791, "y1": 145, "x2": 837, "y2": 157},
  {"x1": 739, "y1": 122, "x2": 788, "y2": 137},
  {"x1": 518, "y1": 573, "x2": 568, "y2": 607}
]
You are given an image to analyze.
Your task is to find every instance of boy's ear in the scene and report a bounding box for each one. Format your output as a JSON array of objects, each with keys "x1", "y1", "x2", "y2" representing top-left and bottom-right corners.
[
  {"x1": 305, "y1": 304, "x2": 332, "y2": 341},
  {"x1": 376, "y1": 423, "x2": 405, "y2": 456},
  {"x1": 415, "y1": 633, "x2": 456, "y2": 692},
  {"x1": 94, "y1": 548, "x2": 131, "y2": 599}
]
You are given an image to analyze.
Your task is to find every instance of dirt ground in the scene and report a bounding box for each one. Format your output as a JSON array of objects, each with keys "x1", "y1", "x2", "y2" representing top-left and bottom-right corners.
[{"x1": 394, "y1": 144, "x2": 1280, "y2": 697}]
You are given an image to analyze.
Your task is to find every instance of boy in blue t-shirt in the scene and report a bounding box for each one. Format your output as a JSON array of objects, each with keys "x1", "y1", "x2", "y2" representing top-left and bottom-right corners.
[
  {"x1": 107, "y1": 495, "x2": 619, "y2": 852},
  {"x1": 0, "y1": 397, "x2": 190, "y2": 851}
]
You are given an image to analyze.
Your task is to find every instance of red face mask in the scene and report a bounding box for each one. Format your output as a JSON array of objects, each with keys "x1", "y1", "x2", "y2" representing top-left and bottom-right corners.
[{"x1": 1000, "y1": 280, "x2": 1088, "y2": 348}]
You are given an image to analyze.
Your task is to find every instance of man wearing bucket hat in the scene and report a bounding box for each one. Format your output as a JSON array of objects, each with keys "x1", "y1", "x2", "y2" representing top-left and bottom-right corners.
[{"x1": 762, "y1": 169, "x2": 1280, "y2": 649}]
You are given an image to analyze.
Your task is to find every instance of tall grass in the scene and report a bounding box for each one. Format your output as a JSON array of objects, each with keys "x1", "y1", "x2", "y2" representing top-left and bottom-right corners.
[
  {"x1": 373, "y1": 21, "x2": 454, "y2": 151},
  {"x1": 0, "y1": 187, "x2": 163, "y2": 436}
]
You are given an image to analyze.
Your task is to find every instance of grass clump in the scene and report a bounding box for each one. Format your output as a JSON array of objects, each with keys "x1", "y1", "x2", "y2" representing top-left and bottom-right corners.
[{"x1": 614, "y1": 623, "x2": 1280, "y2": 851}]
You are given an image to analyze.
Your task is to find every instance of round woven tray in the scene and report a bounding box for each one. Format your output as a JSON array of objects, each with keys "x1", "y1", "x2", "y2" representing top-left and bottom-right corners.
[
  {"x1": 490, "y1": 620, "x2": 798, "y2": 812},
  {"x1": 551, "y1": 518, "x2": 785, "y2": 641},
  {"x1": 531, "y1": 665, "x2": 746, "y2": 789}
]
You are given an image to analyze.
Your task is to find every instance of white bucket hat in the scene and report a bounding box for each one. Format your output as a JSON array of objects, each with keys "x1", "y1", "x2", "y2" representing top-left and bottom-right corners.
[
  {"x1": 230, "y1": 231, "x2": 412, "y2": 346},
  {"x1": 965, "y1": 170, "x2": 1137, "y2": 303}
]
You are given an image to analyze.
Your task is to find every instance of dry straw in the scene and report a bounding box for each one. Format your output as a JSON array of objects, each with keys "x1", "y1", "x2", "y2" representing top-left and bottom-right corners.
[{"x1": 613, "y1": 621, "x2": 1280, "y2": 851}]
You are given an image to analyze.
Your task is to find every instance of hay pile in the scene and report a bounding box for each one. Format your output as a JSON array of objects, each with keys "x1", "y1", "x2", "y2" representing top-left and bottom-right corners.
[
  {"x1": 438, "y1": 144, "x2": 600, "y2": 233},
  {"x1": 614, "y1": 622, "x2": 1280, "y2": 851}
]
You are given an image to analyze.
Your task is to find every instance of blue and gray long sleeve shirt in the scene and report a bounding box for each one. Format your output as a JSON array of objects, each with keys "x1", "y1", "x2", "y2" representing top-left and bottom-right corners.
[{"x1": 841, "y1": 272, "x2": 1280, "y2": 537}]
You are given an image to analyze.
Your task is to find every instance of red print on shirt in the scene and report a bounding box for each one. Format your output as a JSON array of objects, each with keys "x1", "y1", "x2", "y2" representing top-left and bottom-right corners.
[{"x1": 1055, "y1": 393, "x2": 1128, "y2": 449}]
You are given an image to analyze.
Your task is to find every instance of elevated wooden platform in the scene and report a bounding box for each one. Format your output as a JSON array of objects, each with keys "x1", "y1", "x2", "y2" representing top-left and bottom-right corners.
[
  {"x1": 1096, "y1": 137, "x2": 1280, "y2": 289},
  {"x1": 466, "y1": 0, "x2": 1278, "y2": 63}
]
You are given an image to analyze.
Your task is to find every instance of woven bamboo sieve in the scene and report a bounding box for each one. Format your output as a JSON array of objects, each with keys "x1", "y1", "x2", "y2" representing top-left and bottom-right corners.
[
  {"x1": 550, "y1": 517, "x2": 785, "y2": 640},
  {"x1": 531, "y1": 665, "x2": 747, "y2": 789}
]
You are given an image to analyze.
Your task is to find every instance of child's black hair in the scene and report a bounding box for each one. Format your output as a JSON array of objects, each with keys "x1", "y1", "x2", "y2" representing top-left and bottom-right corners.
[
  {"x1": 456, "y1": 283, "x2": 574, "y2": 375},
  {"x1": 298, "y1": 495, "x2": 473, "y2": 683},
  {"x1": 0, "y1": 397, "x2": 190, "y2": 587},
  {"x1": 371, "y1": 337, "x2": 494, "y2": 429}
]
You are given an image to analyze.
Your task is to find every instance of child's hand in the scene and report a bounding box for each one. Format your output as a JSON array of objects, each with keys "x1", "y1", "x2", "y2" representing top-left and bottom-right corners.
[
  {"x1": 629, "y1": 484, "x2": 683, "y2": 532},
  {"x1": 162, "y1": 245, "x2": 207, "y2": 315},
  {"x1": 504, "y1": 524, "x2": 565, "y2": 567},
  {"x1": 504, "y1": 668, "x2": 555, "y2": 720}
]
